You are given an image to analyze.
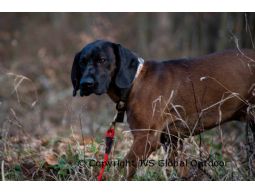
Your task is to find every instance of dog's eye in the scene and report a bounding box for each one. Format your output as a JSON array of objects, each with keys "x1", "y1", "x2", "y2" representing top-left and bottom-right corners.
[{"x1": 98, "y1": 58, "x2": 106, "y2": 64}]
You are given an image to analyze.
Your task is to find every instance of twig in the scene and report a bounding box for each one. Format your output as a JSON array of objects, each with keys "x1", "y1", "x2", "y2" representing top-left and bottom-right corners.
[
  {"x1": 231, "y1": 32, "x2": 255, "y2": 63},
  {"x1": 7, "y1": 72, "x2": 38, "y2": 106},
  {"x1": 79, "y1": 114, "x2": 86, "y2": 161},
  {"x1": 1, "y1": 160, "x2": 5, "y2": 181},
  {"x1": 245, "y1": 13, "x2": 255, "y2": 49}
]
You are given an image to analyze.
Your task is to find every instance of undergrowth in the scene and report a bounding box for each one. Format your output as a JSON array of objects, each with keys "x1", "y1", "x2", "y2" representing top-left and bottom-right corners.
[{"x1": 1, "y1": 122, "x2": 255, "y2": 181}]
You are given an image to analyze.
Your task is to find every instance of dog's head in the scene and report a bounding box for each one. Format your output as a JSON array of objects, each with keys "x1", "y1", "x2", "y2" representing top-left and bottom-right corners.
[{"x1": 71, "y1": 40, "x2": 140, "y2": 97}]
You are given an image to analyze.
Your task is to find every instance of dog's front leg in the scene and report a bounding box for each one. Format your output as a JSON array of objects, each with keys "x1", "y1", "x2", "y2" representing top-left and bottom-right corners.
[{"x1": 121, "y1": 132, "x2": 161, "y2": 180}]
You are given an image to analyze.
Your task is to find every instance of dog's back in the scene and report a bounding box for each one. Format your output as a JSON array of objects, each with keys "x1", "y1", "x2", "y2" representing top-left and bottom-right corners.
[{"x1": 129, "y1": 49, "x2": 255, "y2": 136}]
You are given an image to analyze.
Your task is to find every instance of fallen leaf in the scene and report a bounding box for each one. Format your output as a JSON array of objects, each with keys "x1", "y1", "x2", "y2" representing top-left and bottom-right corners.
[
  {"x1": 43, "y1": 151, "x2": 58, "y2": 165},
  {"x1": 83, "y1": 136, "x2": 94, "y2": 145}
]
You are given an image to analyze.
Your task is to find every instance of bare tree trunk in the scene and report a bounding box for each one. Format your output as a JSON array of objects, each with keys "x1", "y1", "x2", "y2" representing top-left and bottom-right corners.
[{"x1": 137, "y1": 13, "x2": 148, "y2": 58}]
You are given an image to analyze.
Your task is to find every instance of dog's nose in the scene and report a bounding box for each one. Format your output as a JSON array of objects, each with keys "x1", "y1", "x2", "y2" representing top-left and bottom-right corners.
[{"x1": 80, "y1": 77, "x2": 95, "y2": 87}]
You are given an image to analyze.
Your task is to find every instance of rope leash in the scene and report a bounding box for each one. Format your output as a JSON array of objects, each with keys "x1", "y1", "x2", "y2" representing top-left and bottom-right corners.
[
  {"x1": 97, "y1": 101, "x2": 126, "y2": 181},
  {"x1": 97, "y1": 124, "x2": 115, "y2": 181}
]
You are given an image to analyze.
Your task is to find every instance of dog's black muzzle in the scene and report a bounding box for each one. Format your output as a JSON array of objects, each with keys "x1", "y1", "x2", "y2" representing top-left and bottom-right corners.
[{"x1": 80, "y1": 77, "x2": 97, "y2": 96}]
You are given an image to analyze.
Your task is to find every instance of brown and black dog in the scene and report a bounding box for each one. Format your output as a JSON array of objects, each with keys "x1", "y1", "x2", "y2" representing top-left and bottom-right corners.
[{"x1": 71, "y1": 40, "x2": 255, "y2": 179}]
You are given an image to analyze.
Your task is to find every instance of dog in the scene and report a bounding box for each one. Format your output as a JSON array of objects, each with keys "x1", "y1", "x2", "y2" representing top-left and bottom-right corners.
[{"x1": 71, "y1": 40, "x2": 255, "y2": 179}]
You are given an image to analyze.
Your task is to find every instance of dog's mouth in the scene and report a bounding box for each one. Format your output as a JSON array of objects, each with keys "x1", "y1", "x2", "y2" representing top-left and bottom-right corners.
[
  {"x1": 80, "y1": 84, "x2": 96, "y2": 97},
  {"x1": 79, "y1": 79, "x2": 109, "y2": 97},
  {"x1": 80, "y1": 89, "x2": 92, "y2": 97}
]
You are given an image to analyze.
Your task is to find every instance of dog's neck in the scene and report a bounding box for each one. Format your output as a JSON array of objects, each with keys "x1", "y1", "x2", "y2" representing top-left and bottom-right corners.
[{"x1": 107, "y1": 57, "x2": 144, "y2": 103}]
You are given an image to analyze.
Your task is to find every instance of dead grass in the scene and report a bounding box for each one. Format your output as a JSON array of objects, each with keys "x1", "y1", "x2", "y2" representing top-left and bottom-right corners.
[{"x1": 1, "y1": 121, "x2": 255, "y2": 181}]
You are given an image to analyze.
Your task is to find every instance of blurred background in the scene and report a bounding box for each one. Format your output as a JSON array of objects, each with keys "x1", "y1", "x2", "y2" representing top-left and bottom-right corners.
[{"x1": 0, "y1": 13, "x2": 255, "y2": 138}]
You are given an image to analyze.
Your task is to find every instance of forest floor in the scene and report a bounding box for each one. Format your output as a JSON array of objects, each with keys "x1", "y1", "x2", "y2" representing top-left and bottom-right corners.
[{"x1": 1, "y1": 122, "x2": 255, "y2": 181}]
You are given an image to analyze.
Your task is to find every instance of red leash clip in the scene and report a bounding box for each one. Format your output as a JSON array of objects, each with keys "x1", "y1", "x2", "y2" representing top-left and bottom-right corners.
[{"x1": 97, "y1": 124, "x2": 115, "y2": 181}]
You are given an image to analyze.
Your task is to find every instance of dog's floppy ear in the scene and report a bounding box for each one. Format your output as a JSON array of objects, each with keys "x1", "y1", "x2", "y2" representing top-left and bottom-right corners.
[
  {"x1": 114, "y1": 44, "x2": 139, "y2": 89},
  {"x1": 71, "y1": 51, "x2": 81, "y2": 96}
]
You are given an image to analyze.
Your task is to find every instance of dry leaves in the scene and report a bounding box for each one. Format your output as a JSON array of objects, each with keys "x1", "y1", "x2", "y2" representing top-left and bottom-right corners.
[{"x1": 43, "y1": 151, "x2": 58, "y2": 166}]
